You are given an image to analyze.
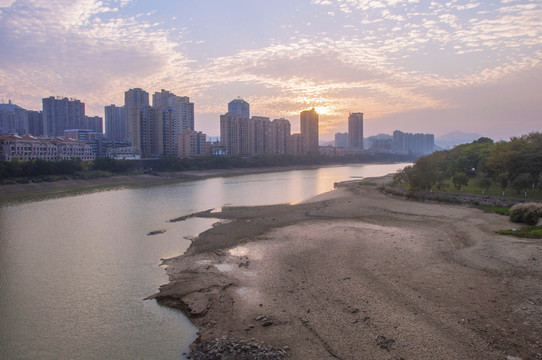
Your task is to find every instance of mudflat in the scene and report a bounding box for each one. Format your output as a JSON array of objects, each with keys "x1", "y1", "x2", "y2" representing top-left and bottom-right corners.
[{"x1": 151, "y1": 176, "x2": 542, "y2": 360}]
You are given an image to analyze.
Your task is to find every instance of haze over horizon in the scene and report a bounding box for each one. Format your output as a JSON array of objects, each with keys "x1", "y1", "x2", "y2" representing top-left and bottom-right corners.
[{"x1": 0, "y1": 0, "x2": 540, "y2": 141}]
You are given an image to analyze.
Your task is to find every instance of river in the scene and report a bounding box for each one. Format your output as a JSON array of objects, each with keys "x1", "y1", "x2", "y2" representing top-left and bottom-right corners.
[{"x1": 0, "y1": 163, "x2": 408, "y2": 360}]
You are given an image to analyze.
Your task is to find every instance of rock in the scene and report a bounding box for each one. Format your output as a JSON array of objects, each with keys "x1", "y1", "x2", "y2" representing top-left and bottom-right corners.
[
  {"x1": 376, "y1": 335, "x2": 395, "y2": 351},
  {"x1": 188, "y1": 336, "x2": 290, "y2": 359}
]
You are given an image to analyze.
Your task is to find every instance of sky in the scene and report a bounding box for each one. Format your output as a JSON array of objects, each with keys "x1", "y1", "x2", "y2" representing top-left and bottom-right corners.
[{"x1": 0, "y1": 0, "x2": 541, "y2": 141}]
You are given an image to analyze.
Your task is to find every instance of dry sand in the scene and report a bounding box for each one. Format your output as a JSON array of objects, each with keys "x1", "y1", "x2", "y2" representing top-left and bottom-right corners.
[{"x1": 151, "y1": 176, "x2": 542, "y2": 360}]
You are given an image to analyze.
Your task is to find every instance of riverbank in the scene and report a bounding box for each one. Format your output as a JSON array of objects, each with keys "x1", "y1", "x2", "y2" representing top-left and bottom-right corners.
[
  {"x1": 0, "y1": 164, "x2": 331, "y2": 205},
  {"x1": 150, "y1": 175, "x2": 542, "y2": 360}
]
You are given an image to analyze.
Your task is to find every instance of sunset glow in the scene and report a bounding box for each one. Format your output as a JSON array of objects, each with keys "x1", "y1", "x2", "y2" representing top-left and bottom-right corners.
[{"x1": 0, "y1": 0, "x2": 541, "y2": 141}]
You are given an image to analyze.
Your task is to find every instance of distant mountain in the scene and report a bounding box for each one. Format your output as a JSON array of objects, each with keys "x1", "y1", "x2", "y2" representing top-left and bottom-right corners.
[{"x1": 436, "y1": 131, "x2": 484, "y2": 149}]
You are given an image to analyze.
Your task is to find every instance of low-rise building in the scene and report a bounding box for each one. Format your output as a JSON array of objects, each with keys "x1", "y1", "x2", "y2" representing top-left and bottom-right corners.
[{"x1": 0, "y1": 134, "x2": 95, "y2": 161}]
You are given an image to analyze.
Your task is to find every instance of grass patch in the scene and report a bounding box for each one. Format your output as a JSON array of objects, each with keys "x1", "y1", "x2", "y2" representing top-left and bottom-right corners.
[
  {"x1": 475, "y1": 205, "x2": 510, "y2": 216},
  {"x1": 435, "y1": 179, "x2": 542, "y2": 201},
  {"x1": 498, "y1": 226, "x2": 542, "y2": 239}
]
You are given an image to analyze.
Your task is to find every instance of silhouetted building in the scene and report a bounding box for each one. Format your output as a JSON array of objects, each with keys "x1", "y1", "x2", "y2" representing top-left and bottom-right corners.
[
  {"x1": 392, "y1": 130, "x2": 434, "y2": 155},
  {"x1": 42, "y1": 96, "x2": 85, "y2": 137},
  {"x1": 300, "y1": 108, "x2": 319, "y2": 154},
  {"x1": 335, "y1": 132, "x2": 348, "y2": 148},
  {"x1": 348, "y1": 112, "x2": 363, "y2": 150},
  {"x1": 370, "y1": 139, "x2": 392, "y2": 153},
  {"x1": 228, "y1": 97, "x2": 250, "y2": 119}
]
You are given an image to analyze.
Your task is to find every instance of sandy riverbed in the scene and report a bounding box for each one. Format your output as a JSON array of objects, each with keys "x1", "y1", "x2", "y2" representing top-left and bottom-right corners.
[{"x1": 151, "y1": 175, "x2": 542, "y2": 360}]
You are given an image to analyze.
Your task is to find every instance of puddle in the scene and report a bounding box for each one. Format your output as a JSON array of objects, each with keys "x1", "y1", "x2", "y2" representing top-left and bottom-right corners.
[{"x1": 214, "y1": 263, "x2": 233, "y2": 272}]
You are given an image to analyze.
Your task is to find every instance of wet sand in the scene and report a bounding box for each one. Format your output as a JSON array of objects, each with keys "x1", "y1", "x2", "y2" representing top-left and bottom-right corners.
[{"x1": 152, "y1": 176, "x2": 542, "y2": 359}]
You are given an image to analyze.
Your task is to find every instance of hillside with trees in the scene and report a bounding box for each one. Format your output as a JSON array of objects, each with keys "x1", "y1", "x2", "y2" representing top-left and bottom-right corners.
[{"x1": 394, "y1": 132, "x2": 542, "y2": 199}]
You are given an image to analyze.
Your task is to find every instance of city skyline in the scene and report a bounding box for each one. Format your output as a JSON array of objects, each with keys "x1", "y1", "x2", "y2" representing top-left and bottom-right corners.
[{"x1": 0, "y1": 0, "x2": 541, "y2": 141}]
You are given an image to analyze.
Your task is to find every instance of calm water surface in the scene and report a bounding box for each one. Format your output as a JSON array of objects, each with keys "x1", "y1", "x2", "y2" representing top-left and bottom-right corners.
[{"x1": 0, "y1": 163, "x2": 408, "y2": 360}]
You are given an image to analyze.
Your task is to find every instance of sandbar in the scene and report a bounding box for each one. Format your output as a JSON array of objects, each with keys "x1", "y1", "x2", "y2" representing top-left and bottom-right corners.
[{"x1": 150, "y1": 175, "x2": 542, "y2": 359}]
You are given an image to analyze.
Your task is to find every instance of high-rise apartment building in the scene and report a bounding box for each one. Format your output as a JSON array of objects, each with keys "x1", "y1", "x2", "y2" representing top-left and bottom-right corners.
[
  {"x1": 84, "y1": 115, "x2": 103, "y2": 133},
  {"x1": 139, "y1": 105, "x2": 156, "y2": 158},
  {"x1": 288, "y1": 133, "x2": 304, "y2": 155},
  {"x1": 270, "y1": 118, "x2": 291, "y2": 154},
  {"x1": 105, "y1": 105, "x2": 126, "y2": 141},
  {"x1": 27, "y1": 110, "x2": 43, "y2": 136},
  {"x1": 155, "y1": 106, "x2": 176, "y2": 156},
  {"x1": 42, "y1": 96, "x2": 85, "y2": 137},
  {"x1": 220, "y1": 113, "x2": 249, "y2": 155},
  {"x1": 152, "y1": 89, "x2": 194, "y2": 131},
  {"x1": 248, "y1": 116, "x2": 271, "y2": 154},
  {"x1": 152, "y1": 89, "x2": 194, "y2": 156},
  {"x1": 300, "y1": 108, "x2": 319, "y2": 154},
  {"x1": 124, "y1": 88, "x2": 149, "y2": 153},
  {"x1": 0, "y1": 101, "x2": 43, "y2": 136},
  {"x1": 348, "y1": 112, "x2": 364, "y2": 150},
  {"x1": 392, "y1": 130, "x2": 434, "y2": 155},
  {"x1": 228, "y1": 97, "x2": 250, "y2": 119}
]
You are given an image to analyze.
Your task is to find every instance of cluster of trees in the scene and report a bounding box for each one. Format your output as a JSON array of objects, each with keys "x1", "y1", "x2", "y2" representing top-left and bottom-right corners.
[
  {"x1": 153, "y1": 152, "x2": 415, "y2": 172},
  {"x1": 0, "y1": 157, "x2": 136, "y2": 182},
  {"x1": 395, "y1": 132, "x2": 542, "y2": 196},
  {"x1": 0, "y1": 152, "x2": 416, "y2": 183}
]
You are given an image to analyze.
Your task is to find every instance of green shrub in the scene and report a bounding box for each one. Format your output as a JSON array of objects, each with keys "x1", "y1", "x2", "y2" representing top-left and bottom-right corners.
[{"x1": 510, "y1": 203, "x2": 542, "y2": 225}]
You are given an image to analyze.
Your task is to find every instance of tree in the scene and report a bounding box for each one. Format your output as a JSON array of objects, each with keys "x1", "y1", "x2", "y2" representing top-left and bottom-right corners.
[
  {"x1": 452, "y1": 172, "x2": 469, "y2": 192},
  {"x1": 435, "y1": 181, "x2": 449, "y2": 191},
  {"x1": 406, "y1": 156, "x2": 440, "y2": 191},
  {"x1": 498, "y1": 172, "x2": 509, "y2": 196},
  {"x1": 512, "y1": 173, "x2": 532, "y2": 197},
  {"x1": 477, "y1": 176, "x2": 492, "y2": 195}
]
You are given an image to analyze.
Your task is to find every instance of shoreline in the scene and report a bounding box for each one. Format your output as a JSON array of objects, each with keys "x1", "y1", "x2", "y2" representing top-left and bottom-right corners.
[
  {"x1": 0, "y1": 163, "x2": 354, "y2": 205},
  {"x1": 150, "y1": 175, "x2": 542, "y2": 360}
]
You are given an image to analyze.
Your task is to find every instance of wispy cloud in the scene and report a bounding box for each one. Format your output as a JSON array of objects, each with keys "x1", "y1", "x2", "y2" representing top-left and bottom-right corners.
[{"x1": 0, "y1": 0, "x2": 540, "y2": 138}]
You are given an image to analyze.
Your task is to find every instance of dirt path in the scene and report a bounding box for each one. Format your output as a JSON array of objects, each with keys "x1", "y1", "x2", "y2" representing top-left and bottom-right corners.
[{"x1": 151, "y1": 179, "x2": 542, "y2": 359}]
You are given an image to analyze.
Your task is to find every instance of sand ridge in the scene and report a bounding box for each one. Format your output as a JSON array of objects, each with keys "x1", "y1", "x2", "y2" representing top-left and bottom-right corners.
[{"x1": 151, "y1": 177, "x2": 542, "y2": 360}]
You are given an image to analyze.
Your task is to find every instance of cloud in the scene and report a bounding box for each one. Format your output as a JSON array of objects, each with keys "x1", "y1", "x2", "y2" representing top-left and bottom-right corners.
[
  {"x1": 0, "y1": 0, "x2": 195, "y2": 115},
  {"x1": 0, "y1": 0, "x2": 540, "y2": 140}
]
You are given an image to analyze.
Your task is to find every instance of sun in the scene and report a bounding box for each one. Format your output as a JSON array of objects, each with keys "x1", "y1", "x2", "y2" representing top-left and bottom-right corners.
[{"x1": 313, "y1": 106, "x2": 332, "y2": 115}]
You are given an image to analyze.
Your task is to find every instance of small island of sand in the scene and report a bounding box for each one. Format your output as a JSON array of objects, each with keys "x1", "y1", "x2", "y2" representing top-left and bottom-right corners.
[{"x1": 149, "y1": 175, "x2": 542, "y2": 360}]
